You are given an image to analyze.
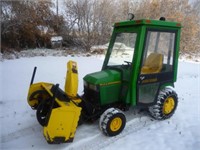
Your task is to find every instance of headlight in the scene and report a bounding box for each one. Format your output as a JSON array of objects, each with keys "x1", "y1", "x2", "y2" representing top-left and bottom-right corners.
[{"x1": 89, "y1": 84, "x2": 98, "y2": 91}]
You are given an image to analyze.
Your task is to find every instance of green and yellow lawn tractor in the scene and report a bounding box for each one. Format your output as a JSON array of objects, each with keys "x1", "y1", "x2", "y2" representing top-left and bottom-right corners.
[{"x1": 27, "y1": 16, "x2": 181, "y2": 144}]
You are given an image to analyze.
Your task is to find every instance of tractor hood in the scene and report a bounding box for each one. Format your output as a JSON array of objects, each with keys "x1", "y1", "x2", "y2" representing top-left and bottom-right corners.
[{"x1": 83, "y1": 70, "x2": 121, "y2": 85}]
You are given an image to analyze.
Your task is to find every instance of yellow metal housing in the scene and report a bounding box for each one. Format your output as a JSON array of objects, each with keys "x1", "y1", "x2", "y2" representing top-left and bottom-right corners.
[
  {"x1": 163, "y1": 97, "x2": 175, "y2": 115},
  {"x1": 110, "y1": 117, "x2": 123, "y2": 132},
  {"x1": 43, "y1": 100, "x2": 81, "y2": 143},
  {"x1": 65, "y1": 61, "x2": 78, "y2": 98},
  {"x1": 27, "y1": 82, "x2": 53, "y2": 108}
]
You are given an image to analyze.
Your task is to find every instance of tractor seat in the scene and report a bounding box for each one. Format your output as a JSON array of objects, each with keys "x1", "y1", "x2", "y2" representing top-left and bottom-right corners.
[{"x1": 141, "y1": 53, "x2": 163, "y2": 74}]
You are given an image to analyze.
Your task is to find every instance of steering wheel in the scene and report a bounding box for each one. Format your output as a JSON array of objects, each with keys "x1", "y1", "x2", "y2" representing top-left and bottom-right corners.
[{"x1": 124, "y1": 61, "x2": 132, "y2": 66}]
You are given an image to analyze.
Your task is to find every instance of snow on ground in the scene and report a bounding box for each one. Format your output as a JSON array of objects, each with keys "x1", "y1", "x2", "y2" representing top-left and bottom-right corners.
[{"x1": 0, "y1": 55, "x2": 200, "y2": 150}]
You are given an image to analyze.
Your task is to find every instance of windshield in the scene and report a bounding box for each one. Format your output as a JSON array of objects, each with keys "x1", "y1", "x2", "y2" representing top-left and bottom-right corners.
[{"x1": 107, "y1": 32, "x2": 137, "y2": 66}]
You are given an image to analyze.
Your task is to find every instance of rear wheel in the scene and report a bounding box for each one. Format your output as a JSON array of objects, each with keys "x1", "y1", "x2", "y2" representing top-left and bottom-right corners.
[
  {"x1": 99, "y1": 108, "x2": 126, "y2": 136},
  {"x1": 149, "y1": 87, "x2": 178, "y2": 120}
]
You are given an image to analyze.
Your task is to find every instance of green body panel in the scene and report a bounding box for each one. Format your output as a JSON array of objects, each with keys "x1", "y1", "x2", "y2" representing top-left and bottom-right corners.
[
  {"x1": 160, "y1": 83, "x2": 175, "y2": 89},
  {"x1": 129, "y1": 26, "x2": 146, "y2": 105},
  {"x1": 174, "y1": 29, "x2": 181, "y2": 82},
  {"x1": 99, "y1": 81, "x2": 121, "y2": 105},
  {"x1": 84, "y1": 70, "x2": 121, "y2": 105},
  {"x1": 83, "y1": 70, "x2": 121, "y2": 84},
  {"x1": 84, "y1": 19, "x2": 181, "y2": 107}
]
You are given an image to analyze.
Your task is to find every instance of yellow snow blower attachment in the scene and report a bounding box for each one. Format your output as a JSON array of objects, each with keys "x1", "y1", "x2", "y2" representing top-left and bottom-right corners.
[{"x1": 27, "y1": 61, "x2": 82, "y2": 143}]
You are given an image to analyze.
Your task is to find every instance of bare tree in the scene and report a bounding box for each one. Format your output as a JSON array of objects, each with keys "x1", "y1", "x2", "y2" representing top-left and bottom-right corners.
[
  {"x1": 1, "y1": 0, "x2": 200, "y2": 54},
  {"x1": 1, "y1": 0, "x2": 64, "y2": 51},
  {"x1": 64, "y1": 0, "x2": 118, "y2": 51}
]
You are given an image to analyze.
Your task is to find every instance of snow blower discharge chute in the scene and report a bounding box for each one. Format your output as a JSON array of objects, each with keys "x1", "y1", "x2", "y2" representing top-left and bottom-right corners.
[{"x1": 27, "y1": 16, "x2": 181, "y2": 144}]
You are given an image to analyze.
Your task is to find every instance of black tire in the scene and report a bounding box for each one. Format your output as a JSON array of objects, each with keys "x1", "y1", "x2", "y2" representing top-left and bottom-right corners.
[
  {"x1": 36, "y1": 100, "x2": 51, "y2": 126},
  {"x1": 149, "y1": 87, "x2": 178, "y2": 120},
  {"x1": 99, "y1": 108, "x2": 126, "y2": 136}
]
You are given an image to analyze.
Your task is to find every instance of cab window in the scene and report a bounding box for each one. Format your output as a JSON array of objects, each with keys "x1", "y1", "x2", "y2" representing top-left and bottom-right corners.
[
  {"x1": 107, "y1": 33, "x2": 137, "y2": 66},
  {"x1": 141, "y1": 30, "x2": 176, "y2": 74}
]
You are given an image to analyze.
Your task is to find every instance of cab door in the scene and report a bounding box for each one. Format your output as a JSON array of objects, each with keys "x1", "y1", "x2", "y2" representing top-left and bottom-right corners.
[{"x1": 137, "y1": 29, "x2": 177, "y2": 106}]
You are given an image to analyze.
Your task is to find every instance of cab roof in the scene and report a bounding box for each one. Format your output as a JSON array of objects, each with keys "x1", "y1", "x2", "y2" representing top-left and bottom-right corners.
[{"x1": 114, "y1": 19, "x2": 182, "y2": 28}]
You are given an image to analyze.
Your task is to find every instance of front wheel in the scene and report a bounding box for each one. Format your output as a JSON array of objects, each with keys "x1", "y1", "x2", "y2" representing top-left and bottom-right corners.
[
  {"x1": 99, "y1": 108, "x2": 126, "y2": 136},
  {"x1": 149, "y1": 87, "x2": 178, "y2": 120}
]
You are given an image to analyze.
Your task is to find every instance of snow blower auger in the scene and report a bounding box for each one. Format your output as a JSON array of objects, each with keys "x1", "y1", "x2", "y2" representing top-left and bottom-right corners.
[{"x1": 27, "y1": 15, "x2": 182, "y2": 144}]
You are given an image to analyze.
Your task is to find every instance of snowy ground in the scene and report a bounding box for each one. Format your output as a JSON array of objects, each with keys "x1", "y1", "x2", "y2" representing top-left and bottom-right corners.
[{"x1": 0, "y1": 55, "x2": 200, "y2": 150}]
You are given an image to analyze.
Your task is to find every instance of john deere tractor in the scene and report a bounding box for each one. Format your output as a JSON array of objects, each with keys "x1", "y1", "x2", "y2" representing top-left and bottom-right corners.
[{"x1": 27, "y1": 16, "x2": 181, "y2": 144}]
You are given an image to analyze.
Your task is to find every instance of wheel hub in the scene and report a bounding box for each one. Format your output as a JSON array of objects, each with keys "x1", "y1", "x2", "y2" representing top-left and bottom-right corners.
[
  {"x1": 110, "y1": 117, "x2": 122, "y2": 132},
  {"x1": 163, "y1": 97, "x2": 175, "y2": 115}
]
